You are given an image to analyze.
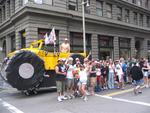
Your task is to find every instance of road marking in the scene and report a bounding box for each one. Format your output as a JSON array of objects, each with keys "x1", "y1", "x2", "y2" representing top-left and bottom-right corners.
[
  {"x1": 105, "y1": 86, "x2": 145, "y2": 97},
  {"x1": 0, "y1": 98, "x2": 24, "y2": 113},
  {"x1": 95, "y1": 94, "x2": 150, "y2": 107},
  {"x1": 105, "y1": 88, "x2": 134, "y2": 97}
]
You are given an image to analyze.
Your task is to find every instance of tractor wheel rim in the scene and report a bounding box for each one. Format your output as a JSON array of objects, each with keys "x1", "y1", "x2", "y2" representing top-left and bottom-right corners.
[{"x1": 19, "y1": 63, "x2": 34, "y2": 79}]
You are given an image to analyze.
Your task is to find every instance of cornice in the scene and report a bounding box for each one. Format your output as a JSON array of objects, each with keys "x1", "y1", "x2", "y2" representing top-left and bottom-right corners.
[
  {"x1": 112, "y1": 0, "x2": 150, "y2": 14},
  {"x1": 1, "y1": 4, "x2": 150, "y2": 34}
]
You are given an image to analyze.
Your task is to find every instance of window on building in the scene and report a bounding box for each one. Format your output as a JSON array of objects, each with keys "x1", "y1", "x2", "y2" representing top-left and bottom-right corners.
[
  {"x1": 148, "y1": 40, "x2": 150, "y2": 50},
  {"x1": 34, "y1": 0, "x2": 43, "y2": 4},
  {"x1": 147, "y1": 16, "x2": 150, "y2": 27},
  {"x1": 132, "y1": 0, "x2": 136, "y2": 4},
  {"x1": 84, "y1": 0, "x2": 90, "y2": 14},
  {"x1": 117, "y1": 7, "x2": 122, "y2": 21},
  {"x1": 11, "y1": 35, "x2": 16, "y2": 52},
  {"x1": 137, "y1": 0, "x2": 142, "y2": 6},
  {"x1": 145, "y1": 0, "x2": 149, "y2": 8},
  {"x1": 2, "y1": 40, "x2": 6, "y2": 57},
  {"x1": 68, "y1": 0, "x2": 78, "y2": 11},
  {"x1": 42, "y1": 0, "x2": 53, "y2": 5},
  {"x1": 125, "y1": 9, "x2": 129, "y2": 23},
  {"x1": 38, "y1": 28, "x2": 59, "y2": 51},
  {"x1": 98, "y1": 35, "x2": 113, "y2": 60},
  {"x1": 20, "y1": 30, "x2": 26, "y2": 48},
  {"x1": 0, "y1": 9, "x2": 2, "y2": 23},
  {"x1": 7, "y1": 0, "x2": 10, "y2": 18},
  {"x1": 147, "y1": 40, "x2": 150, "y2": 60},
  {"x1": 70, "y1": 32, "x2": 91, "y2": 53},
  {"x1": 96, "y1": 0, "x2": 103, "y2": 16},
  {"x1": 148, "y1": 40, "x2": 150, "y2": 59},
  {"x1": 133, "y1": 12, "x2": 138, "y2": 25},
  {"x1": 139, "y1": 14, "x2": 143, "y2": 26},
  {"x1": 106, "y1": 3, "x2": 112, "y2": 18},
  {"x1": 119, "y1": 38, "x2": 131, "y2": 59},
  {"x1": 99, "y1": 36, "x2": 113, "y2": 47},
  {"x1": 2, "y1": 5, "x2": 6, "y2": 21},
  {"x1": 12, "y1": 0, "x2": 15, "y2": 14}
]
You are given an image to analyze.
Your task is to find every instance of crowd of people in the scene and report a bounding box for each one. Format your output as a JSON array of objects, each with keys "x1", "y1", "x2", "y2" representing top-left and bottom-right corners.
[{"x1": 55, "y1": 56, "x2": 150, "y2": 102}]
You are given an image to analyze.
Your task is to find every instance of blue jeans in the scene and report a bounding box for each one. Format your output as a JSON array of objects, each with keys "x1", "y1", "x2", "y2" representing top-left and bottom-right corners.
[{"x1": 108, "y1": 72, "x2": 114, "y2": 89}]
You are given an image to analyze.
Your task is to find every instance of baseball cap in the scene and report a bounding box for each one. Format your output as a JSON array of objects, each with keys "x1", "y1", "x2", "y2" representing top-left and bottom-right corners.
[
  {"x1": 68, "y1": 57, "x2": 73, "y2": 61},
  {"x1": 75, "y1": 58, "x2": 79, "y2": 61}
]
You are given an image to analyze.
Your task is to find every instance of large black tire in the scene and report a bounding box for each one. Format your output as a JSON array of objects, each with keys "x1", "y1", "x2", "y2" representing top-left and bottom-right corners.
[
  {"x1": 40, "y1": 70, "x2": 56, "y2": 88},
  {"x1": 70, "y1": 54, "x2": 85, "y2": 64},
  {"x1": 5, "y1": 51, "x2": 44, "y2": 91}
]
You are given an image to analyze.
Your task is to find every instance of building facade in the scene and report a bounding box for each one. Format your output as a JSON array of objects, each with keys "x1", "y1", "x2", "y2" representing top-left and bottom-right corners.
[{"x1": 1, "y1": 0, "x2": 150, "y2": 61}]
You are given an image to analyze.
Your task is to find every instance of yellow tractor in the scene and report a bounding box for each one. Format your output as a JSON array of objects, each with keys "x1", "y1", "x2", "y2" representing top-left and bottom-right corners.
[{"x1": 0, "y1": 39, "x2": 86, "y2": 95}]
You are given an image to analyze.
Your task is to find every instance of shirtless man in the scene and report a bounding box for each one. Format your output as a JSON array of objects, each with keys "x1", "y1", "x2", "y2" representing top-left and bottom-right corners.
[{"x1": 60, "y1": 38, "x2": 70, "y2": 53}]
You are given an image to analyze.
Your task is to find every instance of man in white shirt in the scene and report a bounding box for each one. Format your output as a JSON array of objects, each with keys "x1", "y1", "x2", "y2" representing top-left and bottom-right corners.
[{"x1": 115, "y1": 60, "x2": 124, "y2": 89}]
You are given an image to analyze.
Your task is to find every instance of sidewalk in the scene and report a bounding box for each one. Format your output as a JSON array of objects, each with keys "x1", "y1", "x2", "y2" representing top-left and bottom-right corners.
[{"x1": 95, "y1": 83, "x2": 134, "y2": 96}]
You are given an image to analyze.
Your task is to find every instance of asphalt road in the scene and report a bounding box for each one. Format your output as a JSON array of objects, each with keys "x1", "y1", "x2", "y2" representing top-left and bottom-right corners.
[{"x1": 0, "y1": 86, "x2": 150, "y2": 113}]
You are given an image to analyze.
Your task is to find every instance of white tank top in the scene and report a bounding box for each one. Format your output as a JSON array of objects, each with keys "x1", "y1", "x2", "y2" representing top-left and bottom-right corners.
[
  {"x1": 109, "y1": 65, "x2": 114, "y2": 73},
  {"x1": 79, "y1": 70, "x2": 87, "y2": 81},
  {"x1": 66, "y1": 65, "x2": 74, "y2": 79}
]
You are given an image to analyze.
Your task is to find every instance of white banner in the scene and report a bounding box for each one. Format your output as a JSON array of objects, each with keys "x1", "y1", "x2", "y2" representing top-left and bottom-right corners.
[
  {"x1": 44, "y1": 27, "x2": 56, "y2": 45},
  {"x1": 48, "y1": 27, "x2": 56, "y2": 44}
]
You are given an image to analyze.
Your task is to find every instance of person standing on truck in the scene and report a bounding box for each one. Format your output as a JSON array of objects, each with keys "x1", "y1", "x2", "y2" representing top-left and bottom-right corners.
[
  {"x1": 60, "y1": 38, "x2": 70, "y2": 53},
  {"x1": 55, "y1": 58, "x2": 67, "y2": 102}
]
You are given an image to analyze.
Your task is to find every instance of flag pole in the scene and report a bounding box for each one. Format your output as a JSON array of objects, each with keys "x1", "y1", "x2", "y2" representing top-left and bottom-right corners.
[{"x1": 52, "y1": 26, "x2": 56, "y2": 54}]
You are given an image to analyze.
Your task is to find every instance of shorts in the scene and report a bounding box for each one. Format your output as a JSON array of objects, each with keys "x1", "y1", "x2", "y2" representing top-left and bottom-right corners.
[
  {"x1": 97, "y1": 76, "x2": 101, "y2": 81},
  {"x1": 86, "y1": 76, "x2": 90, "y2": 87},
  {"x1": 117, "y1": 74, "x2": 124, "y2": 82},
  {"x1": 90, "y1": 77, "x2": 97, "y2": 86},
  {"x1": 79, "y1": 80, "x2": 87, "y2": 85},
  {"x1": 74, "y1": 78, "x2": 79, "y2": 88},
  {"x1": 56, "y1": 80, "x2": 66, "y2": 93},
  {"x1": 135, "y1": 79, "x2": 144, "y2": 86},
  {"x1": 143, "y1": 71, "x2": 148, "y2": 77},
  {"x1": 67, "y1": 78, "x2": 74, "y2": 89}
]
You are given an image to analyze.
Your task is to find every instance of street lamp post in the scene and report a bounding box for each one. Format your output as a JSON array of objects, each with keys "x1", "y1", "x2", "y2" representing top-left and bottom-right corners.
[{"x1": 82, "y1": 0, "x2": 89, "y2": 53}]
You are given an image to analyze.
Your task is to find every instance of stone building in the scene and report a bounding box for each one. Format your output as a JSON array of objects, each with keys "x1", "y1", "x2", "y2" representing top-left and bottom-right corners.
[{"x1": 1, "y1": 0, "x2": 150, "y2": 61}]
